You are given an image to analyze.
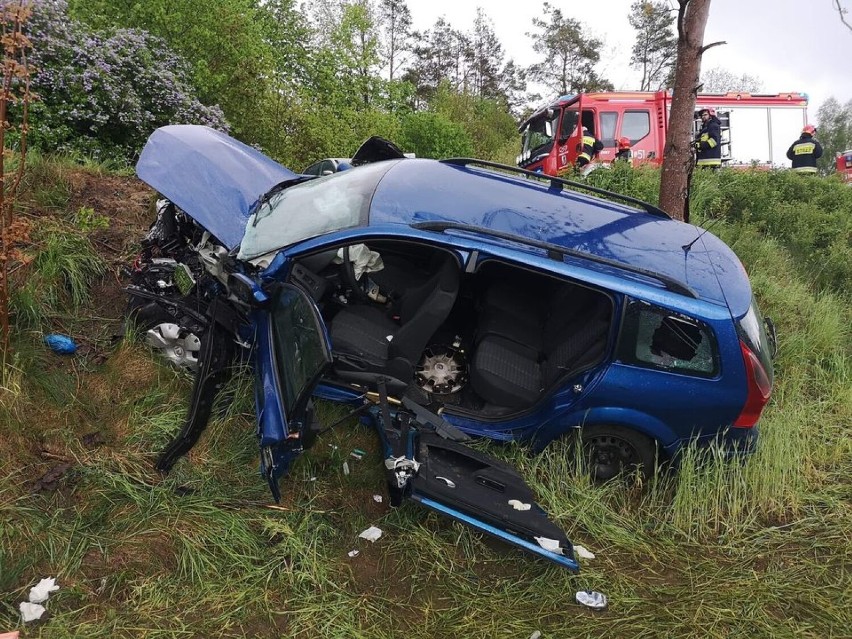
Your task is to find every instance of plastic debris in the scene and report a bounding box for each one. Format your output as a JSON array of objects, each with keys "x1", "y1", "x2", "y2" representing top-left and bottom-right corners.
[
  {"x1": 0, "y1": 632, "x2": 20, "y2": 639},
  {"x1": 508, "y1": 499, "x2": 531, "y2": 511},
  {"x1": 358, "y1": 526, "x2": 383, "y2": 542},
  {"x1": 529, "y1": 632, "x2": 542, "y2": 639},
  {"x1": 19, "y1": 602, "x2": 46, "y2": 623},
  {"x1": 575, "y1": 590, "x2": 608, "y2": 610},
  {"x1": 44, "y1": 334, "x2": 77, "y2": 355},
  {"x1": 534, "y1": 536, "x2": 563, "y2": 554},
  {"x1": 372, "y1": 494, "x2": 383, "y2": 503},
  {"x1": 28, "y1": 577, "x2": 59, "y2": 604},
  {"x1": 574, "y1": 545, "x2": 596, "y2": 560},
  {"x1": 350, "y1": 448, "x2": 367, "y2": 460},
  {"x1": 347, "y1": 549, "x2": 360, "y2": 558},
  {"x1": 343, "y1": 461, "x2": 350, "y2": 476}
]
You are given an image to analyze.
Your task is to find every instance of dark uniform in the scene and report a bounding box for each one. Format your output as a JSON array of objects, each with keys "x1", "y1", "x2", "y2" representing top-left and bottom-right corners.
[
  {"x1": 694, "y1": 111, "x2": 722, "y2": 168},
  {"x1": 576, "y1": 130, "x2": 604, "y2": 167},
  {"x1": 786, "y1": 131, "x2": 823, "y2": 174}
]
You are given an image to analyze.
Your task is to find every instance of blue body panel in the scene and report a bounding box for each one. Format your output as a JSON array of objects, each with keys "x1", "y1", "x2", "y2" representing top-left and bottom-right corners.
[{"x1": 136, "y1": 125, "x2": 298, "y2": 250}]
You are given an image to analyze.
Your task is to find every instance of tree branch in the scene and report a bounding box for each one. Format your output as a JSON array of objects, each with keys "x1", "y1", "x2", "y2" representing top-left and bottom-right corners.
[
  {"x1": 699, "y1": 40, "x2": 727, "y2": 54},
  {"x1": 834, "y1": 0, "x2": 852, "y2": 32}
]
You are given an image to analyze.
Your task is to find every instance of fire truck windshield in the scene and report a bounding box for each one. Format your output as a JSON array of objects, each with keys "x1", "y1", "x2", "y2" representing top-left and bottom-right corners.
[{"x1": 520, "y1": 112, "x2": 559, "y2": 161}]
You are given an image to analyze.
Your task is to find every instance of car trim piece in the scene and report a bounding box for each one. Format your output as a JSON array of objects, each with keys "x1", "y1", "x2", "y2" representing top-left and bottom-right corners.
[
  {"x1": 439, "y1": 157, "x2": 670, "y2": 218},
  {"x1": 411, "y1": 221, "x2": 698, "y2": 298}
]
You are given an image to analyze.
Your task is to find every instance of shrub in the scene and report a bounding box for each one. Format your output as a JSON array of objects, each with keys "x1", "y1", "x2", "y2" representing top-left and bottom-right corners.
[{"x1": 22, "y1": 0, "x2": 228, "y2": 162}]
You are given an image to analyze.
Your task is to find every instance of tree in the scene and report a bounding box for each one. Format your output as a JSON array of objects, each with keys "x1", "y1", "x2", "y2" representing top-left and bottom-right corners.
[
  {"x1": 377, "y1": 0, "x2": 412, "y2": 81},
  {"x1": 700, "y1": 66, "x2": 762, "y2": 93},
  {"x1": 816, "y1": 97, "x2": 852, "y2": 173},
  {"x1": 330, "y1": 1, "x2": 382, "y2": 108},
  {"x1": 629, "y1": 1, "x2": 678, "y2": 91},
  {"x1": 405, "y1": 17, "x2": 469, "y2": 106},
  {"x1": 526, "y1": 2, "x2": 613, "y2": 96},
  {"x1": 834, "y1": 0, "x2": 852, "y2": 31},
  {"x1": 658, "y1": 0, "x2": 724, "y2": 221}
]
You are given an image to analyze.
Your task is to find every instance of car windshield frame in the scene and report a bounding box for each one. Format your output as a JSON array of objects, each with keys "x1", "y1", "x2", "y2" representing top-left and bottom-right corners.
[{"x1": 238, "y1": 161, "x2": 395, "y2": 260}]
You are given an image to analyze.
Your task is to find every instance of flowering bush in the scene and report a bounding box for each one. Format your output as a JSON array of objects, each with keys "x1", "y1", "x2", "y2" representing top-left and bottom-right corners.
[{"x1": 21, "y1": 0, "x2": 227, "y2": 162}]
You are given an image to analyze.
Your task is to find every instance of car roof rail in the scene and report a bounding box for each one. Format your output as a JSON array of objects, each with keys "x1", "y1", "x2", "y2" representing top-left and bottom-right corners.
[
  {"x1": 411, "y1": 221, "x2": 698, "y2": 299},
  {"x1": 439, "y1": 158, "x2": 670, "y2": 219}
]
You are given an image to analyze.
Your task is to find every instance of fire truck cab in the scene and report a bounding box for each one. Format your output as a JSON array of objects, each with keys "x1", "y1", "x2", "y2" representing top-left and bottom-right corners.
[
  {"x1": 518, "y1": 91, "x2": 809, "y2": 176},
  {"x1": 837, "y1": 150, "x2": 852, "y2": 183}
]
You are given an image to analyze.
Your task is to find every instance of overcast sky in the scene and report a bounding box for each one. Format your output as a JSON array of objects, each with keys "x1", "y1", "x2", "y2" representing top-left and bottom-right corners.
[{"x1": 405, "y1": 0, "x2": 851, "y2": 119}]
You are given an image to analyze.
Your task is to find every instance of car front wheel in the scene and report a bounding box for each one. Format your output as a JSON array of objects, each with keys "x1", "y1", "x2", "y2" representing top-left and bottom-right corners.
[{"x1": 581, "y1": 424, "x2": 657, "y2": 482}]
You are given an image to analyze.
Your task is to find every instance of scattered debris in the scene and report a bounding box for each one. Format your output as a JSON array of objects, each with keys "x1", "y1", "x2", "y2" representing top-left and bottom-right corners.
[
  {"x1": 0, "y1": 631, "x2": 20, "y2": 639},
  {"x1": 28, "y1": 577, "x2": 59, "y2": 604},
  {"x1": 347, "y1": 549, "x2": 360, "y2": 558},
  {"x1": 575, "y1": 590, "x2": 608, "y2": 610},
  {"x1": 534, "y1": 536, "x2": 563, "y2": 554},
  {"x1": 309, "y1": 477, "x2": 317, "y2": 482},
  {"x1": 372, "y1": 494, "x2": 383, "y2": 503},
  {"x1": 508, "y1": 499, "x2": 531, "y2": 511},
  {"x1": 342, "y1": 461, "x2": 350, "y2": 476},
  {"x1": 30, "y1": 463, "x2": 73, "y2": 494},
  {"x1": 327, "y1": 444, "x2": 338, "y2": 451},
  {"x1": 358, "y1": 526, "x2": 383, "y2": 542},
  {"x1": 44, "y1": 334, "x2": 77, "y2": 355},
  {"x1": 19, "y1": 602, "x2": 46, "y2": 623},
  {"x1": 574, "y1": 545, "x2": 596, "y2": 560},
  {"x1": 529, "y1": 632, "x2": 542, "y2": 639},
  {"x1": 350, "y1": 448, "x2": 367, "y2": 460}
]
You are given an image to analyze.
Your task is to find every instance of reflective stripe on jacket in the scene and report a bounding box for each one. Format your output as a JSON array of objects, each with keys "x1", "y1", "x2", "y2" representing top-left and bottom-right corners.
[
  {"x1": 577, "y1": 135, "x2": 603, "y2": 163},
  {"x1": 786, "y1": 135, "x2": 823, "y2": 172}
]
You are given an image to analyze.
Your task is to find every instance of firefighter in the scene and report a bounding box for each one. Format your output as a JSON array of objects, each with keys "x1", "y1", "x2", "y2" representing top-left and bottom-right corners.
[
  {"x1": 786, "y1": 125, "x2": 823, "y2": 174},
  {"x1": 576, "y1": 127, "x2": 604, "y2": 168},
  {"x1": 614, "y1": 137, "x2": 632, "y2": 165},
  {"x1": 694, "y1": 108, "x2": 721, "y2": 169}
]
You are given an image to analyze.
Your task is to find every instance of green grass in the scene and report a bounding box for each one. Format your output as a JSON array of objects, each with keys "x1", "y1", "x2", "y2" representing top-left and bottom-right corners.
[{"x1": 1, "y1": 167, "x2": 850, "y2": 637}]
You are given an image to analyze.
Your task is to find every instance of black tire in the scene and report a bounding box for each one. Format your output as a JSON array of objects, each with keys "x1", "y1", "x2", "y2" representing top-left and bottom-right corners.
[{"x1": 581, "y1": 424, "x2": 657, "y2": 482}]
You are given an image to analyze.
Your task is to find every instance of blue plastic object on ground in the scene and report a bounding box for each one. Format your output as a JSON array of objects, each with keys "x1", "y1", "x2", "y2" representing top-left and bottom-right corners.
[{"x1": 44, "y1": 334, "x2": 77, "y2": 355}]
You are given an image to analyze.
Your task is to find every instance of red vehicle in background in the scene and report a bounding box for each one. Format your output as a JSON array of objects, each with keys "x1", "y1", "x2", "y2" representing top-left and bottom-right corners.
[
  {"x1": 837, "y1": 150, "x2": 852, "y2": 183},
  {"x1": 517, "y1": 91, "x2": 809, "y2": 176}
]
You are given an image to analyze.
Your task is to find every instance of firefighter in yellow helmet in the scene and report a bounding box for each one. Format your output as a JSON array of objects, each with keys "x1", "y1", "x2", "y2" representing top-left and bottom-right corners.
[
  {"x1": 575, "y1": 127, "x2": 604, "y2": 168},
  {"x1": 786, "y1": 125, "x2": 823, "y2": 174},
  {"x1": 694, "y1": 108, "x2": 721, "y2": 169}
]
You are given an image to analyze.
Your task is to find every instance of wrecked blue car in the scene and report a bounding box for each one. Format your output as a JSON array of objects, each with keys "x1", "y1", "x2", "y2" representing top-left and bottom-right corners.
[{"x1": 128, "y1": 125, "x2": 775, "y2": 572}]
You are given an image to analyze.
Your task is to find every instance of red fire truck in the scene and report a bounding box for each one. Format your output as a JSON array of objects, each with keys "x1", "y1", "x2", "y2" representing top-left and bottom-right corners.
[
  {"x1": 517, "y1": 90, "x2": 809, "y2": 176},
  {"x1": 836, "y1": 150, "x2": 852, "y2": 183}
]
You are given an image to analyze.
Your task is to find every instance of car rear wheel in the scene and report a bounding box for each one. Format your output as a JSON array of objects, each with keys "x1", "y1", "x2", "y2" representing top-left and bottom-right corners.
[{"x1": 581, "y1": 424, "x2": 656, "y2": 482}]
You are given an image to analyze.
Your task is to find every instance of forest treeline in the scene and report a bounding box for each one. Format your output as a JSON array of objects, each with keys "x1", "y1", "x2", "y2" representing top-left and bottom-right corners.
[{"x1": 11, "y1": 0, "x2": 852, "y2": 172}]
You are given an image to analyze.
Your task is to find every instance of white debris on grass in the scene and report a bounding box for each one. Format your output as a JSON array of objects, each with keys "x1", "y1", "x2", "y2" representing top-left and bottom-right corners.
[
  {"x1": 347, "y1": 550, "x2": 360, "y2": 558},
  {"x1": 358, "y1": 526, "x2": 383, "y2": 542},
  {"x1": 28, "y1": 577, "x2": 59, "y2": 604},
  {"x1": 372, "y1": 494, "x2": 383, "y2": 503},
  {"x1": 529, "y1": 631, "x2": 542, "y2": 639},
  {"x1": 19, "y1": 602, "x2": 46, "y2": 623},
  {"x1": 575, "y1": 590, "x2": 608, "y2": 610},
  {"x1": 343, "y1": 461, "x2": 350, "y2": 476},
  {"x1": 574, "y1": 545, "x2": 596, "y2": 560}
]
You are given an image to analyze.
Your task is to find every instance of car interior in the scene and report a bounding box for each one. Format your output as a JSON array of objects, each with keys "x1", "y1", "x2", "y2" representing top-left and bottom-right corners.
[{"x1": 288, "y1": 239, "x2": 614, "y2": 417}]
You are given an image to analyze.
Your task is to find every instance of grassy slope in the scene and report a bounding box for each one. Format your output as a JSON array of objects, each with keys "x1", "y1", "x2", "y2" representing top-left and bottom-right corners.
[{"x1": 0, "y1": 159, "x2": 850, "y2": 638}]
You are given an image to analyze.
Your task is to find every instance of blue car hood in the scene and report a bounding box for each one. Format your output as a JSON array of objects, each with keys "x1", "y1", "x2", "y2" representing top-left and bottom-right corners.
[{"x1": 136, "y1": 125, "x2": 298, "y2": 250}]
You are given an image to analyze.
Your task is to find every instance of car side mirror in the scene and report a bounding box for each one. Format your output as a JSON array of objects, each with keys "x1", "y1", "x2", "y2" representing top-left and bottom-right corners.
[{"x1": 228, "y1": 272, "x2": 270, "y2": 308}]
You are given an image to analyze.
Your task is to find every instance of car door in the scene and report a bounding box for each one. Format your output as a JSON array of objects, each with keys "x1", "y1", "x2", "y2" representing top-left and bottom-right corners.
[{"x1": 263, "y1": 282, "x2": 580, "y2": 571}]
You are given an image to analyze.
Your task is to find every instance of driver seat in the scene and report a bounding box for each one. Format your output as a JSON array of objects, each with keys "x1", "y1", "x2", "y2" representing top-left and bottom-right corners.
[{"x1": 330, "y1": 253, "x2": 459, "y2": 385}]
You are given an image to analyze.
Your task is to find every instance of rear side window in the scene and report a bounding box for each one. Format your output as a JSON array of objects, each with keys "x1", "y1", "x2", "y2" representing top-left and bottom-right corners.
[{"x1": 617, "y1": 300, "x2": 718, "y2": 376}]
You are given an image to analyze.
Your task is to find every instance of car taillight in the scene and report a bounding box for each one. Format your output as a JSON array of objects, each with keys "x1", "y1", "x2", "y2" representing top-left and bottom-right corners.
[{"x1": 733, "y1": 340, "x2": 772, "y2": 428}]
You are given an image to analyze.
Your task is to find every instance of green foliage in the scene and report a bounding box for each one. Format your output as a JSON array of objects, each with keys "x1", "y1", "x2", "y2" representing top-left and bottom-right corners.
[
  {"x1": 525, "y1": 1, "x2": 612, "y2": 96},
  {"x1": 628, "y1": 1, "x2": 677, "y2": 91},
  {"x1": 816, "y1": 96, "x2": 852, "y2": 174},
  {"x1": 398, "y1": 111, "x2": 474, "y2": 159},
  {"x1": 73, "y1": 206, "x2": 110, "y2": 232},
  {"x1": 430, "y1": 85, "x2": 518, "y2": 161},
  {"x1": 10, "y1": 225, "x2": 105, "y2": 328}
]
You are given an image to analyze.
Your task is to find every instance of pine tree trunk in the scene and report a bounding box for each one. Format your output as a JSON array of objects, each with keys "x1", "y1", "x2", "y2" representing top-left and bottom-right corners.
[{"x1": 659, "y1": 0, "x2": 713, "y2": 221}]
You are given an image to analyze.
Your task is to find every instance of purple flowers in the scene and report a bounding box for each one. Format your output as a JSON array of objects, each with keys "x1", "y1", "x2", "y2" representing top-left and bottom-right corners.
[{"x1": 21, "y1": 0, "x2": 228, "y2": 161}]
